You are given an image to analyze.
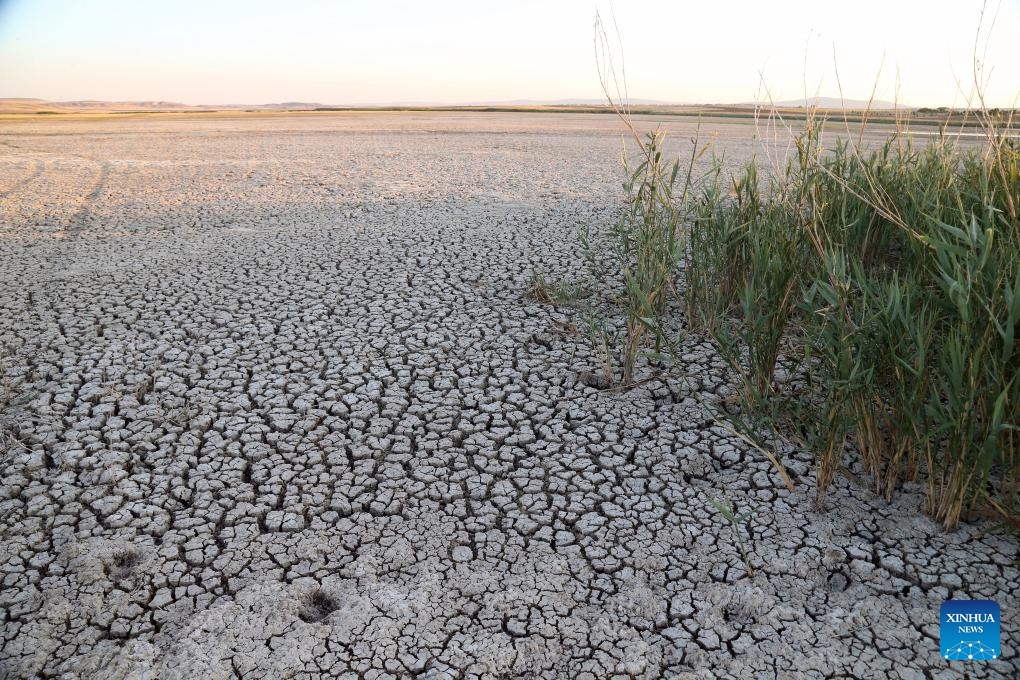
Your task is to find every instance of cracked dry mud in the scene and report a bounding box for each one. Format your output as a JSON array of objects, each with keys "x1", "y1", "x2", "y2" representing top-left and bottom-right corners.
[{"x1": 0, "y1": 112, "x2": 1017, "y2": 679}]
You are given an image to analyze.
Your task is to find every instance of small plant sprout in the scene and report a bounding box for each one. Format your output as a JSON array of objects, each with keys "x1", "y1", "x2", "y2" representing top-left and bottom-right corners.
[
  {"x1": 524, "y1": 270, "x2": 587, "y2": 306},
  {"x1": 578, "y1": 306, "x2": 617, "y2": 388},
  {"x1": 708, "y1": 495, "x2": 759, "y2": 577}
]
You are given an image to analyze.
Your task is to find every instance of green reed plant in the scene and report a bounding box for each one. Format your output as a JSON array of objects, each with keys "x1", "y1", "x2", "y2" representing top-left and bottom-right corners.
[
  {"x1": 577, "y1": 305, "x2": 617, "y2": 388},
  {"x1": 921, "y1": 203, "x2": 1020, "y2": 528},
  {"x1": 580, "y1": 130, "x2": 705, "y2": 386},
  {"x1": 587, "y1": 12, "x2": 712, "y2": 387},
  {"x1": 589, "y1": 3, "x2": 1016, "y2": 528},
  {"x1": 852, "y1": 272, "x2": 937, "y2": 500},
  {"x1": 612, "y1": 131, "x2": 685, "y2": 385},
  {"x1": 684, "y1": 160, "x2": 752, "y2": 334}
]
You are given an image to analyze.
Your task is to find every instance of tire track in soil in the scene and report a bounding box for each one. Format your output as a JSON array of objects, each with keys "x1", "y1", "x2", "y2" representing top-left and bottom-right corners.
[
  {"x1": 0, "y1": 157, "x2": 44, "y2": 199},
  {"x1": 0, "y1": 138, "x2": 111, "y2": 238}
]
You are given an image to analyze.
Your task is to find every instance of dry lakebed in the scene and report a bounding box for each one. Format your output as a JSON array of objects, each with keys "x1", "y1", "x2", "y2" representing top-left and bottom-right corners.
[{"x1": 0, "y1": 112, "x2": 1017, "y2": 679}]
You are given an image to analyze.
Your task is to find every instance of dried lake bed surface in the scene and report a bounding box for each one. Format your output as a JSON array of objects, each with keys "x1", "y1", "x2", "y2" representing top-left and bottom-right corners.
[{"x1": 0, "y1": 112, "x2": 1016, "y2": 679}]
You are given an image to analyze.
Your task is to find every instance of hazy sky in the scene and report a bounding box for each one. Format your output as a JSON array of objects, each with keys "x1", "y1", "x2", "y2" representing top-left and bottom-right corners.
[{"x1": 1, "y1": 0, "x2": 1018, "y2": 107}]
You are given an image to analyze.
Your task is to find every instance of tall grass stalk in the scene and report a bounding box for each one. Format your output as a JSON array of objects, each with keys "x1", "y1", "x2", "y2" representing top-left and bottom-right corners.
[{"x1": 589, "y1": 11, "x2": 707, "y2": 386}]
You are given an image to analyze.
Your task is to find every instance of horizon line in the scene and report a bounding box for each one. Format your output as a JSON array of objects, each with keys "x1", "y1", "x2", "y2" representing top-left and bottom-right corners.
[{"x1": 0, "y1": 95, "x2": 944, "y2": 111}]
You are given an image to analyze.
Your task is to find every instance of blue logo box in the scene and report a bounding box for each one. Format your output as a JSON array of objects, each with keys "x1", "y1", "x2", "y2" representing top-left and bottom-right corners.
[{"x1": 940, "y1": 600, "x2": 1000, "y2": 661}]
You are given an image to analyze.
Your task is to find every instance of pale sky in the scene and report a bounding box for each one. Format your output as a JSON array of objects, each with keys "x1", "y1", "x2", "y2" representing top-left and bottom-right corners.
[{"x1": 0, "y1": 0, "x2": 1018, "y2": 107}]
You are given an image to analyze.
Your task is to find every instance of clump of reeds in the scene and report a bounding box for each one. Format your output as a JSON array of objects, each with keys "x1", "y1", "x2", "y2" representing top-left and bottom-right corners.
[{"x1": 686, "y1": 113, "x2": 1020, "y2": 529}]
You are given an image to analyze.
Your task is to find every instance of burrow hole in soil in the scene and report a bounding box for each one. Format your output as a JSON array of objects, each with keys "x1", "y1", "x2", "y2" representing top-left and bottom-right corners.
[
  {"x1": 299, "y1": 589, "x2": 340, "y2": 623},
  {"x1": 105, "y1": 549, "x2": 143, "y2": 580}
]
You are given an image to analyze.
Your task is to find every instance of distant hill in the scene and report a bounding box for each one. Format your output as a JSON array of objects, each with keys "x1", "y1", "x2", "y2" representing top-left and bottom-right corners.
[
  {"x1": 0, "y1": 97, "x2": 688, "y2": 114},
  {"x1": 0, "y1": 98, "x2": 197, "y2": 113},
  {"x1": 0, "y1": 98, "x2": 330, "y2": 113}
]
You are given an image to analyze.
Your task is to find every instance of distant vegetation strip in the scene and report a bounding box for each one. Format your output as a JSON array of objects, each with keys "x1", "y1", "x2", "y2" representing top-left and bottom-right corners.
[{"x1": 311, "y1": 105, "x2": 1006, "y2": 128}]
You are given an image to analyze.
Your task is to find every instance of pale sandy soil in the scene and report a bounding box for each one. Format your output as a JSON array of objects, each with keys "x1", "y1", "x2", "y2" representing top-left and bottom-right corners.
[{"x1": 0, "y1": 112, "x2": 1016, "y2": 679}]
